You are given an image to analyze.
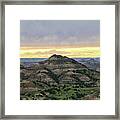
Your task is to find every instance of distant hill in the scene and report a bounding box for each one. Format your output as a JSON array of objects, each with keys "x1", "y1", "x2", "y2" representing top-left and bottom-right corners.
[
  {"x1": 74, "y1": 58, "x2": 100, "y2": 71},
  {"x1": 20, "y1": 54, "x2": 100, "y2": 100}
]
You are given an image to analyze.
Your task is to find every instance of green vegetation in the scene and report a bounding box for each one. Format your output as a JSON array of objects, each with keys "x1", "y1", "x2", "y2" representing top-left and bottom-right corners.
[
  {"x1": 20, "y1": 81, "x2": 100, "y2": 100},
  {"x1": 20, "y1": 54, "x2": 100, "y2": 100}
]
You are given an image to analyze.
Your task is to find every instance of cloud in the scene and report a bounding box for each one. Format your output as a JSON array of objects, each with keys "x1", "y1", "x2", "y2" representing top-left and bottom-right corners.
[
  {"x1": 21, "y1": 49, "x2": 71, "y2": 58},
  {"x1": 20, "y1": 20, "x2": 100, "y2": 58},
  {"x1": 20, "y1": 47, "x2": 100, "y2": 58},
  {"x1": 21, "y1": 34, "x2": 100, "y2": 47},
  {"x1": 20, "y1": 20, "x2": 100, "y2": 47}
]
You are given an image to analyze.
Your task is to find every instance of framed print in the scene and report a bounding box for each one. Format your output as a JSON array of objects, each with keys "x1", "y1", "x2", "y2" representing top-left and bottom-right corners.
[{"x1": 0, "y1": 0, "x2": 119, "y2": 119}]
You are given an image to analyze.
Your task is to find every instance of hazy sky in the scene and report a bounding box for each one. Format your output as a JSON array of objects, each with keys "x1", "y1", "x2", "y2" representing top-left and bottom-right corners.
[{"x1": 20, "y1": 20, "x2": 100, "y2": 58}]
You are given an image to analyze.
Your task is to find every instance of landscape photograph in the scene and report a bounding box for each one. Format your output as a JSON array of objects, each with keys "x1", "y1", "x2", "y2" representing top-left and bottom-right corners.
[{"x1": 20, "y1": 20, "x2": 100, "y2": 100}]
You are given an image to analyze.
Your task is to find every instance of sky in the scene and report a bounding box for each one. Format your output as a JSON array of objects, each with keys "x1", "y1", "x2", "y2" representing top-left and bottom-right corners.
[{"x1": 20, "y1": 20, "x2": 100, "y2": 58}]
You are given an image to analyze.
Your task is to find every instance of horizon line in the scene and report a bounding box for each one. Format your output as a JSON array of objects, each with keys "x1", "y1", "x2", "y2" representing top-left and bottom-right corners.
[{"x1": 20, "y1": 57, "x2": 100, "y2": 59}]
